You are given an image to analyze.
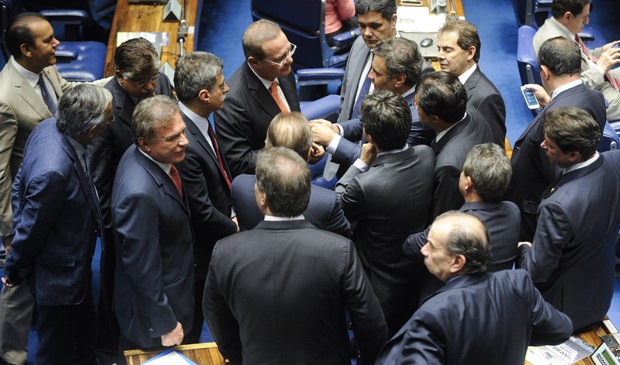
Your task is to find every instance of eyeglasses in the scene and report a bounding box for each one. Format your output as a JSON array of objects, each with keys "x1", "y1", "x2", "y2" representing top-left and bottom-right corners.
[
  {"x1": 262, "y1": 43, "x2": 297, "y2": 68},
  {"x1": 120, "y1": 72, "x2": 160, "y2": 86}
]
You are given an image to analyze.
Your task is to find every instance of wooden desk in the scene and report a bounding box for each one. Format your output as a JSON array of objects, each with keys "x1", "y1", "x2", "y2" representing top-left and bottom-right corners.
[
  {"x1": 105, "y1": 0, "x2": 203, "y2": 77},
  {"x1": 124, "y1": 342, "x2": 226, "y2": 365},
  {"x1": 397, "y1": 0, "x2": 465, "y2": 20}
]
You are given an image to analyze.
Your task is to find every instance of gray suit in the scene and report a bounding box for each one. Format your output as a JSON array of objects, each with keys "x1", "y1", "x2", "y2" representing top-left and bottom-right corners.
[
  {"x1": 338, "y1": 37, "x2": 371, "y2": 123},
  {"x1": 336, "y1": 146, "x2": 435, "y2": 336}
]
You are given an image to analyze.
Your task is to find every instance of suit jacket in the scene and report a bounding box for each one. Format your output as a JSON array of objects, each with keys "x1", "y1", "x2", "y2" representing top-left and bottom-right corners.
[
  {"x1": 338, "y1": 36, "x2": 371, "y2": 123},
  {"x1": 204, "y1": 219, "x2": 387, "y2": 365},
  {"x1": 403, "y1": 201, "x2": 520, "y2": 272},
  {"x1": 332, "y1": 91, "x2": 435, "y2": 166},
  {"x1": 463, "y1": 67, "x2": 506, "y2": 147},
  {"x1": 533, "y1": 17, "x2": 620, "y2": 120},
  {"x1": 507, "y1": 83, "x2": 605, "y2": 242},
  {"x1": 111, "y1": 146, "x2": 194, "y2": 348},
  {"x1": 231, "y1": 173, "x2": 350, "y2": 236},
  {"x1": 431, "y1": 109, "x2": 494, "y2": 221},
  {"x1": 213, "y1": 63, "x2": 300, "y2": 177},
  {"x1": 175, "y1": 112, "x2": 237, "y2": 281},
  {"x1": 0, "y1": 59, "x2": 71, "y2": 236},
  {"x1": 336, "y1": 146, "x2": 434, "y2": 335},
  {"x1": 89, "y1": 73, "x2": 174, "y2": 228},
  {"x1": 375, "y1": 270, "x2": 573, "y2": 365},
  {"x1": 518, "y1": 151, "x2": 620, "y2": 331},
  {"x1": 4, "y1": 119, "x2": 101, "y2": 306}
]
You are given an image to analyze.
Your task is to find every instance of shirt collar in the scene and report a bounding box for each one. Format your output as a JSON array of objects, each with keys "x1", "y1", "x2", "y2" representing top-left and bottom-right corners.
[
  {"x1": 247, "y1": 62, "x2": 277, "y2": 90},
  {"x1": 264, "y1": 214, "x2": 305, "y2": 221},
  {"x1": 436, "y1": 112, "x2": 467, "y2": 142},
  {"x1": 402, "y1": 85, "x2": 417, "y2": 100},
  {"x1": 458, "y1": 63, "x2": 477, "y2": 85},
  {"x1": 66, "y1": 135, "x2": 88, "y2": 173},
  {"x1": 551, "y1": 79, "x2": 582, "y2": 99},
  {"x1": 138, "y1": 148, "x2": 171, "y2": 174},
  {"x1": 564, "y1": 151, "x2": 600, "y2": 174},
  {"x1": 550, "y1": 17, "x2": 576, "y2": 39},
  {"x1": 11, "y1": 56, "x2": 40, "y2": 89}
]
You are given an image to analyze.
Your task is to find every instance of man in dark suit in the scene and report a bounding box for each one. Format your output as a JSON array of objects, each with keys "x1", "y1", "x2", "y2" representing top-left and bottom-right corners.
[
  {"x1": 336, "y1": 90, "x2": 434, "y2": 336},
  {"x1": 88, "y1": 37, "x2": 175, "y2": 360},
  {"x1": 518, "y1": 107, "x2": 620, "y2": 332},
  {"x1": 111, "y1": 96, "x2": 194, "y2": 359},
  {"x1": 416, "y1": 71, "x2": 494, "y2": 221},
  {"x1": 377, "y1": 212, "x2": 573, "y2": 365},
  {"x1": 2, "y1": 84, "x2": 112, "y2": 365},
  {"x1": 507, "y1": 37, "x2": 606, "y2": 242},
  {"x1": 404, "y1": 143, "x2": 520, "y2": 272},
  {"x1": 204, "y1": 147, "x2": 387, "y2": 365},
  {"x1": 231, "y1": 112, "x2": 350, "y2": 236},
  {"x1": 437, "y1": 19, "x2": 506, "y2": 147},
  {"x1": 172, "y1": 51, "x2": 238, "y2": 343},
  {"x1": 213, "y1": 19, "x2": 301, "y2": 177},
  {"x1": 311, "y1": 37, "x2": 435, "y2": 171}
]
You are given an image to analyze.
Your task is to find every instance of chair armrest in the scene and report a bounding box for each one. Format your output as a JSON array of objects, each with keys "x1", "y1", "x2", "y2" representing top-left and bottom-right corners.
[
  {"x1": 39, "y1": 9, "x2": 89, "y2": 23},
  {"x1": 300, "y1": 94, "x2": 340, "y2": 120},
  {"x1": 55, "y1": 50, "x2": 78, "y2": 61},
  {"x1": 332, "y1": 28, "x2": 360, "y2": 48},
  {"x1": 297, "y1": 68, "x2": 345, "y2": 83}
]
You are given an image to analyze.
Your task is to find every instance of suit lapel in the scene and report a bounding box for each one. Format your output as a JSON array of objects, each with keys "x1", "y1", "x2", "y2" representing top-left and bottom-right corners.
[
  {"x1": 278, "y1": 73, "x2": 300, "y2": 112},
  {"x1": 243, "y1": 63, "x2": 283, "y2": 118},
  {"x1": 111, "y1": 78, "x2": 135, "y2": 129},
  {"x1": 183, "y1": 114, "x2": 232, "y2": 184},
  {"x1": 463, "y1": 68, "x2": 480, "y2": 100},
  {"x1": 7, "y1": 62, "x2": 53, "y2": 121},
  {"x1": 433, "y1": 115, "x2": 471, "y2": 154}
]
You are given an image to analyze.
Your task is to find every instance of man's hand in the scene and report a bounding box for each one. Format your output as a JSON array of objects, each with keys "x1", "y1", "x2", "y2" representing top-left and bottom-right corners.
[
  {"x1": 1, "y1": 277, "x2": 13, "y2": 288},
  {"x1": 360, "y1": 143, "x2": 377, "y2": 166},
  {"x1": 231, "y1": 216, "x2": 239, "y2": 232},
  {"x1": 308, "y1": 143, "x2": 325, "y2": 164},
  {"x1": 523, "y1": 83, "x2": 550, "y2": 107},
  {"x1": 595, "y1": 46, "x2": 620, "y2": 74},
  {"x1": 161, "y1": 322, "x2": 184, "y2": 347},
  {"x1": 310, "y1": 119, "x2": 339, "y2": 146},
  {"x1": 601, "y1": 40, "x2": 620, "y2": 53}
]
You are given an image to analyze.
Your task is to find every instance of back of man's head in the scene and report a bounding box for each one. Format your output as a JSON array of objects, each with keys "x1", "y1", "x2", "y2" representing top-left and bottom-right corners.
[
  {"x1": 372, "y1": 37, "x2": 423, "y2": 87},
  {"x1": 56, "y1": 84, "x2": 112, "y2": 136},
  {"x1": 543, "y1": 107, "x2": 601, "y2": 160},
  {"x1": 434, "y1": 211, "x2": 490, "y2": 274},
  {"x1": 538, "y1": 36, "x2": 581, "y2": 77},
  {"x1": 355, "y1": 0, "x2": 397, "y2": 19},
  {"x1": 265, "y1": 112, "x2": 312, "y2": 160},
  {"x1": 241, "y1": 19, "x2": 282, "y2": 60},
  {"x1": 551, "y1": 0, "x2": 590, "y2": 19},
  {"x1": 417, "y1": 71, "x2": 468, "y2": 125},
  {"x1": 256, "y1": 147, "x2": 311, "y2": 217},
  {"x1": 360, "y1": 90, "x2": 411, "y2": 151},
  {"x1": 462, "y1": 143, "x2": 512, "y2": 203},
  {"x1": 6, "y1": 12, "x2": 48, "y2": 58},
  {"x1": 438, "y1": 19, "x2": 481, "y2": 63},
  {"x1": 174, "y1": 51, "x2": 224, "y2": 103}
]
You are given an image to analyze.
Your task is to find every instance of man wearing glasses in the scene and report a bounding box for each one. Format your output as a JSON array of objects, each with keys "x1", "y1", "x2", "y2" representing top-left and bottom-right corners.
[{"x1": 214, "y1": 19, "x2": 301, "y2": 177}]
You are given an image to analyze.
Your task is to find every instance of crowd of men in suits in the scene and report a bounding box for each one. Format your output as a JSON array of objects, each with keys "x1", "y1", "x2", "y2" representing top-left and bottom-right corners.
[{"x1": 0, "y1": 0, "x2": 619, "y2": 363}]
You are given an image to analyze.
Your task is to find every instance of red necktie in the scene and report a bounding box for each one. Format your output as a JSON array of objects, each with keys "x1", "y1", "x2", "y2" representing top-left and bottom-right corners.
[
  {"x1": 169, "y1": 164, "x2": 183, "y2": 197},
  {"x1": 269, "y1": 81, "x2": 288, "y2": 112},
  {"x1": 576, "y1": 34, "x2": 620, "y2": 90},
  {"x1": 208, "y1": 125, "x2": 232, "y2": 189}
]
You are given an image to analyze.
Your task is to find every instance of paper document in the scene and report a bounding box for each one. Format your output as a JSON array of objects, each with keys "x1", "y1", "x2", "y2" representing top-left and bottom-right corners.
[{"x1": 142, "y1": 349, "x2": 197, "y2": 365}]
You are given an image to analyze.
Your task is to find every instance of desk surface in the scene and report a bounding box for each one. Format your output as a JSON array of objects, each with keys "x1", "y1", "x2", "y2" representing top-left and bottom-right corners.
[
  {"x1": 397, "y1": 0, "x2": 465, "y2": 19},
  {"x1": 124, "y1": 342, "x2": 226, "y2": 365},
  {"x1": 105, "y1": 0, "x2": 202, "y2": 77}
]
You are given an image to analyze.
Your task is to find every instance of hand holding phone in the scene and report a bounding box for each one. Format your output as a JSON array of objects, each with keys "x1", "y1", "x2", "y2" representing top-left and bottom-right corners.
[{"x1": 521, "y1": 86, "x2": 540, "y2": 110}]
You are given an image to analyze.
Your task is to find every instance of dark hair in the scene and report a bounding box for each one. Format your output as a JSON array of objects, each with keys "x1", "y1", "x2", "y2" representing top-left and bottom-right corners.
[
  {"x1": 372, "y1": 37, "x2": 423, "y2": 87},
  {"x1": 174, "y1": 52, "x2": 224, "y2": 103},
  {"x1": 462, "y1": 143, "x2": 512, "y2": 202},
  {"x1": 538, "y1": 36, "x2": 581, "y2": 76},
  {"x1": 551, "y1": 0, "x2": 590, "y2": 19},
  {"x1": 360, "y1": 90, "x2": 411, "y2": 151},
  {"x1": 241, "y1": 19, "x2": 282, "y2": 60},
  {"x1": 417, "y1": 71, "x2": 467, "y2": 124},
  {"x1": 435, "y1": 211, "x2": 490, "y2": 274},
  {"x1": 6, "y1": 13, "x2": 48, "y2": 58},
  {"x1": 114, "y1": 37, "x2": 160, "y2": 78},
  {"x1": 439, "y1": 19, "x2": 481, "y2": 63},
  {"x1": 543, "y1": 107, "x2": 601, "y2": 159},
  {"x1": 355, "y1": 0, "x2": 397, "y2": 19},
  {"x1": 256, "y1": 147, "x2": 311, "y2": 217}
]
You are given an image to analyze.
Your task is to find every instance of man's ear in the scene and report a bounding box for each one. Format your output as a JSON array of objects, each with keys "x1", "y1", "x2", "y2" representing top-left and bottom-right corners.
[
  {"x1": 137, "y1": 136, "x2": 150, "y2": 153},
  {"x1": 451, "y1": 254, "x2": 466, "y2": 274}
]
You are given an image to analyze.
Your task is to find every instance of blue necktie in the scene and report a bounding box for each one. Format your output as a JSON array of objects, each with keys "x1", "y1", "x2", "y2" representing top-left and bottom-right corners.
[{"x1": 37, "y1": 74, "x2": 57, "y2": 115}]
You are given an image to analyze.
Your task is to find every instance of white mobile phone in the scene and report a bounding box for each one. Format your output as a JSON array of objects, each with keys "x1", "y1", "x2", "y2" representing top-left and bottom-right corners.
[{"x1": 521, "y1": 86, "x2": 540, "y2": 110}]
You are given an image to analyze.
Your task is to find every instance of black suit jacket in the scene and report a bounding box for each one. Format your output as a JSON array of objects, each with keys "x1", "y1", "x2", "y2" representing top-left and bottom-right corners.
[
  {"x1": 518, "y1": 151, "x2": 620, "y2": 330},
  {"x1": 204, "y1": 220, "x2": 387, "y2": 365},
  {"x1": 89, "y1": 73, "x2": 175, "y2": 227},
  {"x1": 431, "y1": 109, "x2": 495, "y2": 221},
  {"x1": 404, "y1": 200, "x2": 520, "y2": 272},
  {"x1": 376, "y1": 270, "x2": 573, "y2": 365},
  {"x1": 507, "y1": 83, "x2": 605, "y2": 241},
  {"x1": 175, "y1": 111, "x2": 237, "y2": 280},
  {"x1": 336, "y1": 146, "x2": 435, "y2": 336},
  {"x1": 231, "y1": 174, "x2": 350, "y2": 236},
  {"x1": 111, "y1": 146, "x2": 195, "y2": 348},
  {"x1": 463, "y1": 67, "x2": 506, "y2": 147},
  {"x1": 213, "y1": 63, "x2": 300, "y2": 177}
]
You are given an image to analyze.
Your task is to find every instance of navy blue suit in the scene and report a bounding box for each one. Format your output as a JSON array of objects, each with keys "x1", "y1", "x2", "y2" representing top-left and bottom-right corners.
[
  {"x1": 518, "y1": 151, "x2": 620, "y2": 331},
  {"x1": 507, "y1": 83, "x2": 605, "y2": 242},
  {"x1": 111, "y1": 146, "x2": 195, "y2": 349},
  {"x1": 231, "y1": 174, "x2": 350, "y2": 236},
  {"x1": 376, "y1": 270, "x2": 572, "y2": 365},
  {"x1": 4, "y1": 118, "x2": 102, "y2": 364}
]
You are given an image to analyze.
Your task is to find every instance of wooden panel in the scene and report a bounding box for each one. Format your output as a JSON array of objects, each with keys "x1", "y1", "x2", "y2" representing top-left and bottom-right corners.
[
  {"x1": 124, "y1": 342, "x2": 226, "y2": 365},
  {"x1": 105, "y1": 0, "x2": 202, "y2": 77},
  {"x1": 397, "y1": 0, "x2": 465, "y2": 19}
]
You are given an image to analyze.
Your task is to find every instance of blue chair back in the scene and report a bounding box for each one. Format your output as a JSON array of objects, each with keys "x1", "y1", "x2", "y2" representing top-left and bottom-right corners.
[
  {"x1": 517, "y1": 25, "x2": 541, "y2": 86},
  {"x1": 599, "y1": 121, "x2": 620, "y2": 152}
]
